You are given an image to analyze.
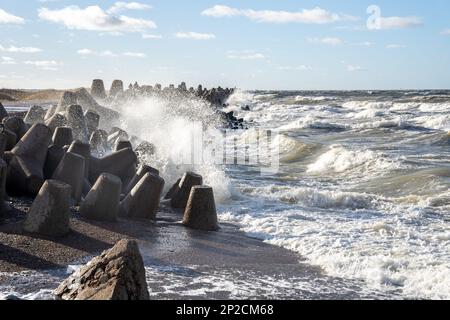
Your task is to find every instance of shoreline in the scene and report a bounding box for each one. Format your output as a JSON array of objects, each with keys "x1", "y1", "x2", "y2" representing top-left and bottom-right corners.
[
  {"x1": 0, "y1": 198, "x2": 399, "y2": 299},
  {"x1": 0, "y1": 86, "x2": 404, "y2": 300}
]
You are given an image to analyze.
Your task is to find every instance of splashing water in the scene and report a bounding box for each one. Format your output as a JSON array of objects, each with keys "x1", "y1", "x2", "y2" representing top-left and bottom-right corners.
[{"x1": 114, "y1": 95, "x2": 232, "y2": 203}]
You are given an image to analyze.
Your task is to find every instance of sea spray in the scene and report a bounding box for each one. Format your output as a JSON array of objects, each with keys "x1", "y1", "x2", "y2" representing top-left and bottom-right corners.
[{"x1": 114, "y1": 95, "x2": 232, "y2": 203}]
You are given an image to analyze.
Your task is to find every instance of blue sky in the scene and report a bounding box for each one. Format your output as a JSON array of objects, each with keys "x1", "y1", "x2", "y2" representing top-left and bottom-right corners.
[{"x1": 0, "y1": 0, "x2": 449, "y2": 90}]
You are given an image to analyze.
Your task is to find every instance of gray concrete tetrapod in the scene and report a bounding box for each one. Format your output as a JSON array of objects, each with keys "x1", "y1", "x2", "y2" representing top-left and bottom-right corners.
[
  {"x1": 52, "y1": 127, "x2": 73, "y2": 148},
  {"x1": 170, "y1": 172, "x2": 203, "y2": 209},
  {"x1": 90, "y1": 79, "x2": 107, "y2": 99},
  {"x1": 44, "y1": 144, "x2": 65, "y2": 179},
  {"x1": 67, "y1": 140, "x2": 91, "y2": 177},
  {"x1": 0, "y1": 132, "x2": 6, "y2": 158},
  {"x1": 114, "y1": 140, "x2": 132, "y2": 152},
  {"x1": 84, "y1": 110, "x2": 100, "y2": 135},
  {"x1": 45, "y1": 114, "x2": 68, "y2": 133},
  {"x1": 89, "y1": 148, "x2": 137, "y2": 187},
  {"x1": 0, "y1": 158, "x2": 9, "y2": 213},
  {"x1": 80, "y1": 173, "x2": 122, "y2": 222},
  {"x1": 120, "y1": 173, "x2": 165, "y2": 220},
  {"x1": 52, "y1": 152, "x2": 85, "y2": 204},
  {"x1": 57, "y1": 91, "x2": 77, "y2": 114},
  {"x1": 7, "y1": 123, "x2": 52, "y2": 195},
  {"x1": 183, "y1": 186, "x2": 219, "y2": 231},
  {"x1": 107, "y1": 129, "x2": 129, "y2": 148},
  {"x1": 109, "y1": 80, "x2": 124, "y2": 97},
  {"x1": 0, "y1": 102, "x2": 8, "y2": 122},
  {"x1": 89, "y1": 129, "x2": 108, "y2": 155},
  {"x1": 2, "y1": 127, "x2": 16, "y2": 151},
  {"x1": 24, "y1": 180, "x2": 71, "y2": 237},
  {"x1": 24, "y1": 105, "x2": 45, "y2": 125},
  {"x1": 67, "y1": 104, "x2": 89, "y2": 143},
  {"x1": 123, "y1": 165, "x2": 159, "y2": 196},
  {"x1": 135, "y1": 141, "x2": 156, "y2": 157},
  {"x1": 164, "y1": 178, "x2": 181, "y2": 199},
  {"x1": 3, "y1": 116, "x2": 28, "y2": 141},
  {"x1": 44, "y1": 105, "x2": 57, "y2": 121}
]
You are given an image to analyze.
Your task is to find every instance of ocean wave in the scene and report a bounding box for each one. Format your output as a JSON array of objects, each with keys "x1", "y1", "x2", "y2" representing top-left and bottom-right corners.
[
  {"x1": 219, "y1": 202, "x2": 450, "y2": 299},
  {"x1": 278, "y1": 116, "x2": 348, "y2": 132},
  {"x1": 273, "y1": 135, "x2": 319, "y2": 163},
  {"x1": 238, "y1": 184, "x2": 377, "y2": 210},
  {"x1": 306, "y1": 145, "x2": 398, "y2": 176}
]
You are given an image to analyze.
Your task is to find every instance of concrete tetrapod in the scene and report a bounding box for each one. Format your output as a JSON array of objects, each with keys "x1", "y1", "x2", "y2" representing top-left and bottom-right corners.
[
  {"x1": 123, "y1": 165, "x2": 159, "y2": 196},
  {"x1": 7, "y1": 123, "x2": 52, "y2": 195},
  {"x1": 24, "y1": 180, "x2": 72, "y2": 237},
  {"x1": 66, "y1": 105, "x2": 89, "y2": 143},
  {"x1": 109, "y1": 80, "x2": 124, "y2": 98},
  {"x1": 3, "y1": 116, "x2": 28, "y2": 141},
  {"x1": 45, "y1": 114, "x2": 67, "y2": 133},
  {"x1": 170, "y1": 172, "x2": 203, "y2": 209},
  {"x1": 120, "y1": 173, "x2": 165, "y2": 220},
  {"x1": 52, "y1": 152, "x2": 85, "y2": 204},
  {"x1": 57, "y1": 91, "x2": 78, "y2": 114},
  {"x1": 80, "y1": 173, "x2": 122, "y2": 222},
  {"x1": 90, "y1": 79, "x2": 107, "y2": 99},
  {"x1": 67, "y1": 140, "x2": 91, "y2": 178},
  {"x1": 114, "y1": 140, "x2": 132, "y2": 152},
  {"x1": 52, "y1": 127, "x2": 73, "y2": 148},
  {"x1": 183, "y1": 186, "x2": 219, "y2": 231},
  {"x1": 84, "y1": 110, "x2": 100, "y2": 135},
  {"x1": 89, "y1": 129, "x2": 108, "y2": 156},
  {"x1": 0, "y1": 102, "x2": 8, "y2": 121},
  {"x1": 0, "y1": 158, "x2": 10, "y2": 213},
  {"x1": 89, "y1": 148, "x2": 137, "y2": 187},
  {"x1": 24, "y1": 105, "x2": 45, "y2": 125},
  {"x1": 44, "y1": 105, "x2": 57, "y2": 121},
  {"x1": 44, "y1": 144, "x2": 65, "y2": 179}
]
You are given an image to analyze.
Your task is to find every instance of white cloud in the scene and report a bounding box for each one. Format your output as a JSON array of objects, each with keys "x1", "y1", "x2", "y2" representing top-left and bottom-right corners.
[
  {"x1": 0, "y1": 8, "x2": 25, "y2": 24},
  {"x1": 24, "y1": 60, "x2": 62, "y2": 71},
  {"x1": 108, "y1": 2, "x2": 152, "y2": 14},
  {"x1": 227, "y1": 52, "x2": 265, "y2": 60},
  {"x1": 354, "y1": 41, "x2": 374, "y2": 47},
  {"x1": 370, "y1": 16, "x2": 423, "y2": 30},
  {"x1": 441, "y1": 29, "x2": 450, "y2": 35},
  {"x1": 38, "y1": 5, "x2": 156, "y2": 33},
  {"x1": 347, "y1": 65, "x2": 367, "y2": 72},
  {"x1": 0, "y1": 45, "x2": 42, "y2": 53},
  {"x1": 202, "y1": 5, "x2": 356, "y2": 24},
  {"x1": 175, "y1": 32, "x2": 216, "y2": 40},
  {"x1": 122, "y1": 52, "x2": 147, "y2": 58},
  {"x1": 1, "y1": 56, "x2": 16, "y2": 65},
  {"x1": 278, "y1": 65, "x2": 312, "y2": 71},
  {"x1": 142, "y1": 34, "x2": 163, "y2": 39},
  {"x1": 77, "y1": 49, "x2": 146, "y2": 58},
  {"x1": 386, "y1": 44, "x2": 406, "y2": 49},
  {"x1": 308, "y1": 37, "x2": 344, "y2": 46}
]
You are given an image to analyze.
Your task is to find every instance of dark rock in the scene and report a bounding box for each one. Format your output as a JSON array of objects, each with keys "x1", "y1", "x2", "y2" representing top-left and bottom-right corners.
[{"x1": 55, "y1": 239, "x2": 149, "y2": 300}]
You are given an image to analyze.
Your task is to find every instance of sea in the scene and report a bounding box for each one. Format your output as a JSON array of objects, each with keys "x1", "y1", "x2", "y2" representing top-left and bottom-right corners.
[{"x1": 1, "y1": 89, "x2": 449, "y2": 299}]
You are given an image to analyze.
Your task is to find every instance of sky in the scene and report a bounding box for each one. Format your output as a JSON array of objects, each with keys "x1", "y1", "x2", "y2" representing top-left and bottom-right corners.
[{"x1": 0, "y1": 0, "x2": 450, "y2": 90}]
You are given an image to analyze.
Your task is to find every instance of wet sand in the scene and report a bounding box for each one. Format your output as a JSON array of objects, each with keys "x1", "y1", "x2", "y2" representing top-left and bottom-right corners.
[{"x1": 0, "y1": 198, "x2": 399, "y2": 299}]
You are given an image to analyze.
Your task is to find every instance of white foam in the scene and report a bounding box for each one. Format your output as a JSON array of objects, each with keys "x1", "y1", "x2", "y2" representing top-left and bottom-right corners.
[
  {"x1": 306, "y1": 145, "x2": 398, "y2": 176},
  {"x1": 115, "y1": 95, "x2": 232, "y2": 203}
]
